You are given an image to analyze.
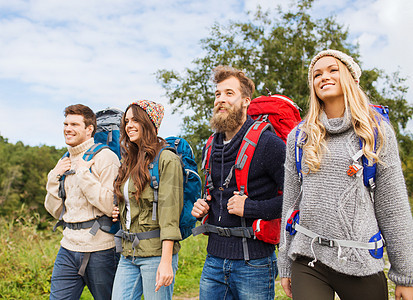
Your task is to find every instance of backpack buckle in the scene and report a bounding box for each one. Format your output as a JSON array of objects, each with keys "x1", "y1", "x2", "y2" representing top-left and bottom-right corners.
[
  {"x1": 216, "y1": 227, "x2": 231, "y2": 237},
  {"x1": 71, "y1": 222, "x2": 82, "y2": 230},
  {"x1": 368, "y1": 178, "x2": 376, "y2": 191},
  {"x1": 347, "y1": 164, "x2": 362, "y2": 176},
  {"x1": 317, "y1": 237, "x2": 335, "y2": 248}
]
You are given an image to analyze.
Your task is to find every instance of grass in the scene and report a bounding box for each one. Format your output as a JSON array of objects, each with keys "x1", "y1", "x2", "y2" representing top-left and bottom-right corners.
[
  {"x1": 0, "y1": 206, "x2": 410, "y2": 299},
  {"x1": 174, "y1": 233, "x2": 208, "y2": 298},
  {"x1": 0, "y1": 207, "x2": 94, "y2": 300},
  {"x1": 0, "y1": 207, "x2": 57, "y2": 299}
]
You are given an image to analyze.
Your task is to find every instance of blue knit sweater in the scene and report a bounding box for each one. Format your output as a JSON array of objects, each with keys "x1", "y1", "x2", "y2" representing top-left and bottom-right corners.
[{"x1": 204, "y1": 116, "x2": 286, "y2": 260}]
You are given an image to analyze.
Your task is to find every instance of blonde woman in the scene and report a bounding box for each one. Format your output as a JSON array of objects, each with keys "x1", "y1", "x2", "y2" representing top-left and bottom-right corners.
[{"x1": 278, "y1": 50, "x2": 413, "y2": 300}]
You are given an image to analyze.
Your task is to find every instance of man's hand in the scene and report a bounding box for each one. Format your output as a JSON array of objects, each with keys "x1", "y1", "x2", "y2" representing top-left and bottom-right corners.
[
  {"x1": 112, "y1": 206, "x2": 119, "y2": 222},
  {"x1": 77, "y1": 158, "x2": 95, "y2": 170},
  {"x1": 227, "y1": 191, "x2": 247, "y2": 217},
  {"x1": 191, "y1": 196, "x2": 210, "y2": 218},
  {"x1": 395, "y1": 285, "x2": 413, "y2": 300},
  {"x1": 53, "y1": 157, "x2": 71, "y2": 177}
]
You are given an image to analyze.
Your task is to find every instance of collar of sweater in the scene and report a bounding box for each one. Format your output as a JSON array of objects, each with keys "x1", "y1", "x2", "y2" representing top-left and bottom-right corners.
[
  {"x1": 320, "y1": 109, "x2": 352, "y2": 135},
  {"x1": 68, "y1": 138, "x2": 95, "y2": 157},
  {"x1": 212, "y1": 116, "x2": 254, "y2": 159}
]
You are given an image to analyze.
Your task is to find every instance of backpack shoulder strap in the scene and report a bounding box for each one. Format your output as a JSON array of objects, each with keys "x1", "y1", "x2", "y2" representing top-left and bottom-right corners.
[
  {"x1": 359, "y1": 137, "x2": 378, "y2": 190},
  {"x1": 202, "y1": 134, "x2": 215, "y2": 171},
  {"x1": 234, "y1": 119, "x2": 273, "y2": 261},
  {"x1": 62, "y1": 151, "x2": 70, "y2": 159},
  {"x1": 56, "y1": 151, "x2": 72, "y2": 216},
  {"x1": 202, "y1": 134, "x2": 215, "y2": 196},
  {"x1": 148, "y1": 146, "x2": 176, "y2": 221},
  {"x1": 83, "y1": 143, "x2": 110, "y2": 161},
  {"x1": 360, "y1": 104, "x2": 390, "y2": 192},
  {"x1": 235, "y1": 119, "x2": 272, "y2": 196},
  {"x1": 54, "y1": 144, "x2": 117, "y2": 233},
  {"x1": 54, "y1": 150, "x2": 82, "y2": 231},
  {"x1": 149, "y1": 146, "x2": 177, "y2": 189},
  {"x1": 295, "y1": 121, "x2": 306, "y2": 182}
]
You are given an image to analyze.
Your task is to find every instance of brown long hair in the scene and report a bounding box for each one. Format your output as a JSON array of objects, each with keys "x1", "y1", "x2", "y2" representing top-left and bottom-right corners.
[{"x1": 114, "y1": 103, "x2": 165, "y2": 203}]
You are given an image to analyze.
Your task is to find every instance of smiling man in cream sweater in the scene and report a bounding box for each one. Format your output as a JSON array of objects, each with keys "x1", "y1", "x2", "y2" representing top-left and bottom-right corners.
[{"x1": 45, "y1": 104, "x2": 120, "y2": 300}]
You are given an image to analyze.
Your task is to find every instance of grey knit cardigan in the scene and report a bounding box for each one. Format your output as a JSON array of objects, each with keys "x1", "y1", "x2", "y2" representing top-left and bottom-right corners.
[{"x1": 278, "y1": 111, "x2": 413, "y2": 286}]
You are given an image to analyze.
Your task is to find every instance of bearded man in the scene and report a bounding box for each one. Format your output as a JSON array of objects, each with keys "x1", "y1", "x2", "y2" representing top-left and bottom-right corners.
[{"x1": 191, "y1": 66, "x2": 286, "y2": 300}]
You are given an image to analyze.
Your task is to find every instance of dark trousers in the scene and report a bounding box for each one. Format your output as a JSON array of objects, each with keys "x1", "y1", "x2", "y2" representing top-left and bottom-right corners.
[
  {"x1": 50, "y1": 246, "x2": 119, "y2": 300},
  {"x1": 291, "y1": 256, "x2": 388, "y2": 300}
]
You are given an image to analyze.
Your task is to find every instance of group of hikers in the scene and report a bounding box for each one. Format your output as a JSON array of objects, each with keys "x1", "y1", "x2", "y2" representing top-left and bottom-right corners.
[{"x1": 44, "y1": 49, "x2": 413, "y2": 300}]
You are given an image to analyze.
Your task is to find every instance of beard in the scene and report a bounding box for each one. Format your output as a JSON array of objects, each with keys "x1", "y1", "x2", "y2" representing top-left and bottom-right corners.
[{"x1": 210, "y1": 103, "x2": 245, "y2": 133}]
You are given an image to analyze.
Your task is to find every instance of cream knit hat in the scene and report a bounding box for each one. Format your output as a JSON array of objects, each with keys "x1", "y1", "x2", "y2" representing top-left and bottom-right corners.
[{"x1": 308, "y1": 49, "x2": 362, "y2": 86}]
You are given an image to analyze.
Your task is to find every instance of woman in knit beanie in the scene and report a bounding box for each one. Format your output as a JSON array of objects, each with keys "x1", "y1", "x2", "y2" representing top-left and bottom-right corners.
[
  {"x1": 278, "y1": 50, "x2": 413, "y2": 299},
  {"x1": 111, "y1": 100, "x2": 183, "y2": 300}
]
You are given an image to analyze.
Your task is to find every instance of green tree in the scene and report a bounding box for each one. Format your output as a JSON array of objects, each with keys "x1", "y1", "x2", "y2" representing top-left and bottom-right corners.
[
  {"x1": 0, "y1": 136, "x2": 65, "y2": 216},
  {"x1": 157, "y1": 0, "x2": 413, "y2": 196}
]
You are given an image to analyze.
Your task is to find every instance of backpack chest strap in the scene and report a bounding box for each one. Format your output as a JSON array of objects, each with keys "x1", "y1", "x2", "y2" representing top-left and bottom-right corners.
[
  {"x1": 192, "y1": 223, "x2": 254, "y2": 239},
  {"x1": 294, "y1": 223, "x2": 384, "y2": 250},
  {"x1": 286, "y1": 210, "x2": 384, "y2": 265}
]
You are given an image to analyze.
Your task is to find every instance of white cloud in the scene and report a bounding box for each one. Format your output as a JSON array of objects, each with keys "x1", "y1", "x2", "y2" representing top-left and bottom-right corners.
[
  {"x1": 311, "y1": 0, "x2": 413, "y2": 132},
  {"x1": 0, "y1": 0, "x2": 412, "y2": 147},
  {"x1": 0, "y1": 0, "x2": 247, "y2": 146}
]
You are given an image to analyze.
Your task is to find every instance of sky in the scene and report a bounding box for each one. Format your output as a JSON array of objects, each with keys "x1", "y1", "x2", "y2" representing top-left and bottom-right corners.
[{"x1": 0, "y1": 0, "x2": 412, "y2": 148}]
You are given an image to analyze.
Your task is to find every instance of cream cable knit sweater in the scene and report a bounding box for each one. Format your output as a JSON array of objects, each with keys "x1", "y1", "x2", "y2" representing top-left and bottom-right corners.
[
  {"x1": 278, "y1": 112, "x2": 413, "y2": 286},
  {"x1": 45, "y1": 138, "x2": 120, "y2": 252}
]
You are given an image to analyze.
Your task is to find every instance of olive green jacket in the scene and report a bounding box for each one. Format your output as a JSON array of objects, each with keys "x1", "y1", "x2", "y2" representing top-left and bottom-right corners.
[{"x1": 119, "y1": 150, "x2": 183, "y2": 257}]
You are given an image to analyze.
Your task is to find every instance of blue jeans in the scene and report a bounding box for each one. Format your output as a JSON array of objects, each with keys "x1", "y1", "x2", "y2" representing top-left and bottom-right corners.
[
  {"x1": 112, "y1": 254, "x2": 179, "y2": 300},
  {"x1": 50, "y1": 246, "x2": 119, "y2": 300},
  {"x1": 199, "y1": 252, "x2": 277, "y2": 300}
]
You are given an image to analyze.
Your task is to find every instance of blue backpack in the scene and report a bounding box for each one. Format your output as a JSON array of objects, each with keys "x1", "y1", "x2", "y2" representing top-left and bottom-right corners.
[
  {"x1": 295, "y1": 104, "x2": 390, "y2": 194},
  {"x1": 94, "y1": 108, "x2": 123, "y2": 160},
  {"x1": 149, "y1": 136, "x2": 202, "y2": 240},
  {"x1": 55, "y1": 108, "x2": 123, "y2": 235}
]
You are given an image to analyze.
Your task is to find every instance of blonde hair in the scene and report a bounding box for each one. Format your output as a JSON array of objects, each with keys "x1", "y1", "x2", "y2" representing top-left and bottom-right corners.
[{"x1": 302, "y1": 57, "x2": 385, "y2": 173}]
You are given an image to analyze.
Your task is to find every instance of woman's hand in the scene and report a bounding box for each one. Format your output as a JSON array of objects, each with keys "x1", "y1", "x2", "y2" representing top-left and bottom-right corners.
[
  {"x1": 155, "y1": 240, "x2": 175, "y2": 292},
  {"x1": 155, "y1": 260, "x2": 174, "y2": 292},
  {"x1": 395, "y1": 285, "x2": 413, "y2": 300},
  {"x1": 112, "y1": 205, "x2": 119, "y2": 222},
  {"x1": 281, "y1": 277, "x2": 293, "y2": 298},
  {"x1": 191, "y1": 196, "x2": 210, "y2": 219}
]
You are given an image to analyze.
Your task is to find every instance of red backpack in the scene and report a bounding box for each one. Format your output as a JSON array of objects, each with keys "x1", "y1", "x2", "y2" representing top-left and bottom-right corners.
[
  {"x1": 244, "y1": 94, "x2": 301, "y2": 244},
  {"x1": 196, "y1": 93, "x2": 301, "y2": 248},
  {"x1": 248, "y1": 94, "x2": 302, "y2": 143}
]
